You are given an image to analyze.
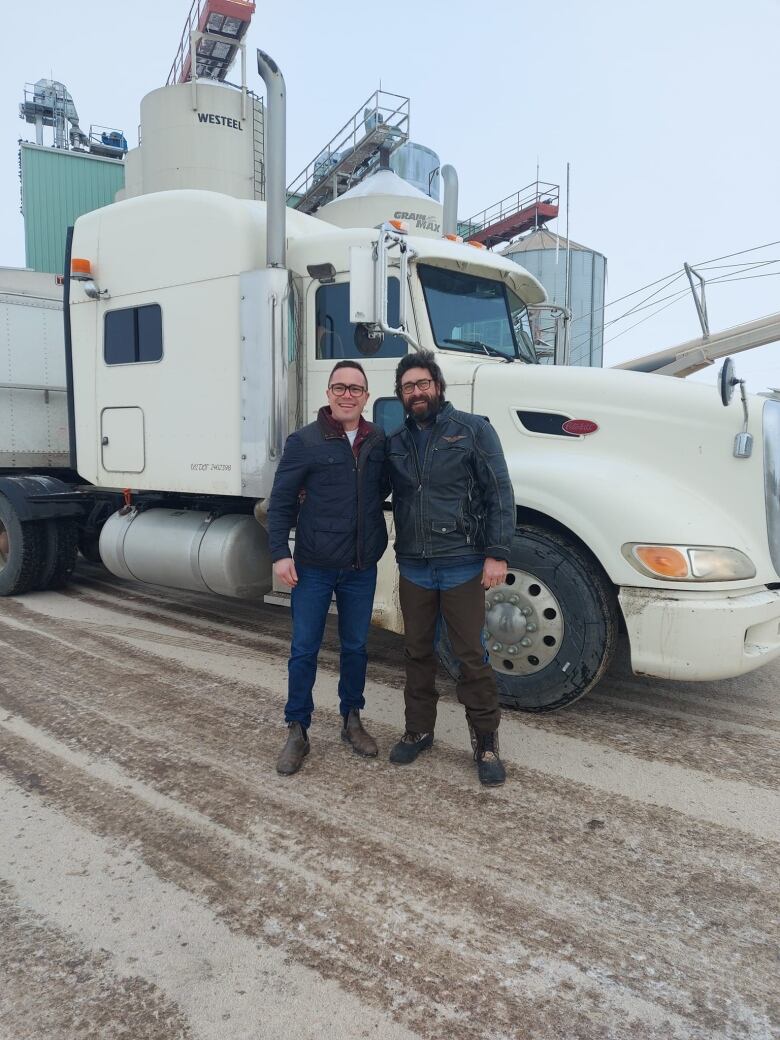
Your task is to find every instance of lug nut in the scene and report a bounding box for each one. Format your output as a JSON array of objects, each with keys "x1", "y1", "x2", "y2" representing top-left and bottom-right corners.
[
  {"x1": 491, "y1": 643, "x2": 503, "y2": 653},
  {"x1": 492, "y1": 594, "x2": 504, "y2": 603},
  {"x1": 526, "y1": 623, "x2": 537, "y2": 633},
  {"x1": 509, "y1": 595, "x2": 519, "y2": 605},
  {"x1": 521, "y1": 607, "x2": 532, "y2": 616},
  {"x1": 506, "y1": 645, "x2": 518, "y2": 655},
  {"x1": 520, "y1": 638, "x2": 532, "y2": 647}
]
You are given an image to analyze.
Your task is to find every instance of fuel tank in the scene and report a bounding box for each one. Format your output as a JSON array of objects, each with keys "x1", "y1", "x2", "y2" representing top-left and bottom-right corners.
[{"x1": 99, "y1": 507, "x2": 272, "y2": 599}]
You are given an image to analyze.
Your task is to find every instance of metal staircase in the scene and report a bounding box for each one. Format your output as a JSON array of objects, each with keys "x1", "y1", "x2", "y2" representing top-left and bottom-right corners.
[
  {"x1": 287, "y1": 91, "x2": 410, "y2": 215},
  {"x1": 460, "y1": 181, "x2": 559, "y2": 248}
]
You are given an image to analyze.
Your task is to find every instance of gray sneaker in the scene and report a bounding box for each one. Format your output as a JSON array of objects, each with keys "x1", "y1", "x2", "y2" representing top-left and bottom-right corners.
[{"x1": 276, "y1": 722, "x2": 310, "y2": 775}]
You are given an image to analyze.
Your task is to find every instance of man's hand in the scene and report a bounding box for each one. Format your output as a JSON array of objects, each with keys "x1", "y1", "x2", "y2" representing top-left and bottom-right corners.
[
  {"x1": 274, "y1": 558, "x2": 299, "y2": 588},
  {"x1": 482, "y1": 557, "x2": 507, "y2": 590}
]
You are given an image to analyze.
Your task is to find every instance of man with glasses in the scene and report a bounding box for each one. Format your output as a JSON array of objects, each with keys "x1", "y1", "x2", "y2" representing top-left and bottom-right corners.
[
  {"x1": 385, "y1": 351, "x2": 515, "y2": 786},
  {"x1": 268, "y1": 361, "x2": 388, "y2": 775}
]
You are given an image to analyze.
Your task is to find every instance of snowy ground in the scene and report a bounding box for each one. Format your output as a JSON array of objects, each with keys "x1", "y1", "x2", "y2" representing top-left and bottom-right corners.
[{"x1": 0, "y1": 564, "x2": 777, "y2": 1040}]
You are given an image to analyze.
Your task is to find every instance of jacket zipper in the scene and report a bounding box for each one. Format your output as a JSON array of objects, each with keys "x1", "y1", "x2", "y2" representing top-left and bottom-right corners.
[{"x1": 353, "y1": 429, "x2": 380, "y2": 570}]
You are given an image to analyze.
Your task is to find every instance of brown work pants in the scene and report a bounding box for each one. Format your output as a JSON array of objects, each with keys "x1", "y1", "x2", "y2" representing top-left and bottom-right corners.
[{"x1": 399, "y1": 571, "x2": 501, "y2": 735}]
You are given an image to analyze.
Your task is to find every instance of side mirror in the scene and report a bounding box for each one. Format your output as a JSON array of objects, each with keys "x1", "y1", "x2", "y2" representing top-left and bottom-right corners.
[
  {"x1": 349, "y1": 245, "x2": 379, "y2": 325},
  {"x1": 718, "y1": 357, "x2": 753, "y2": 458},
  {"x1": 719, "y1": 356, "x2": 737, "y2": 406},
  {"x1": 350, "y1": 232, "x2": 420, "y2": 351}
]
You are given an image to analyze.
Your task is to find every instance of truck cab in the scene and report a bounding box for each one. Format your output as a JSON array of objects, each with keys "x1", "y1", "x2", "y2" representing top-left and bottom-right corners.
[{"x1": 62, "y1": 187, "x2": 780, "y2": 711}]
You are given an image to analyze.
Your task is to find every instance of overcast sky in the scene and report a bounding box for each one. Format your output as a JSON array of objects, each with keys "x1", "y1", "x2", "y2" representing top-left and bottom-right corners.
[{"x1": 2, "y1": 0, "x2": 779, "y2": 389}]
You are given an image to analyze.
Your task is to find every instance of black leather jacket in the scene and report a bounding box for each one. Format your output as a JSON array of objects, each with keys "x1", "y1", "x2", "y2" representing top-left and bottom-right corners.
[{"x1": 385, "y1": 401, "x2": 515, "y2": 562}]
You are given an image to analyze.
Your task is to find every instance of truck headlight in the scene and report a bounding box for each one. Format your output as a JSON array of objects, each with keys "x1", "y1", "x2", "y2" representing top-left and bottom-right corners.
[{"x1": 622, "y1": 544, "x2": 756, "y2": 581}]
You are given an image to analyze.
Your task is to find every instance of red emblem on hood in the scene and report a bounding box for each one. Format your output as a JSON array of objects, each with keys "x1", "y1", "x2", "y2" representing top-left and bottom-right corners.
[{"x1": 562, "y1": 419, "x2": 599, "y2": 436}]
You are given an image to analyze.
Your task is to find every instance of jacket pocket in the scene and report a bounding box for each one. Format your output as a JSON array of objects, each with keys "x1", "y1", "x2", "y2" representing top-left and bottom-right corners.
[
  {"x1": 431, "y1": 519, "x2": 457, "y2": 535},
  {"x1": 312, "y1": 516, "x2": 355, "y2": 561}
]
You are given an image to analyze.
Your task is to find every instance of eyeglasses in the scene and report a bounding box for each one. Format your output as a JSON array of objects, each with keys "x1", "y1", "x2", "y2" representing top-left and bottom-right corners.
[
  {"x1": 328, "y1": 383, "x2": 368, "y2": 397},
  {"x1": 400, "y1": 378, "x2": 435, "y2": 395}
]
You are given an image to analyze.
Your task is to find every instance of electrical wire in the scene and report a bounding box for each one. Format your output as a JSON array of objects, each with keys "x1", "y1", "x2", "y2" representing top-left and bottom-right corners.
[
  {"x1": 601, "y1": 269, "x2": 684, "y2": 310},
  {"x1": 603, "y1": 295, "x2": 690, "y2": 346},
  {"x1": 693, "y1": 239, "x2": 780, "y2": 267},
  {"x1": 597, "y1": 241, "x2": 780, "y2": 331}
]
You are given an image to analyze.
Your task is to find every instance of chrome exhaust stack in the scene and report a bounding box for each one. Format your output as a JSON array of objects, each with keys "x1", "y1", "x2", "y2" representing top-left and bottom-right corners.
[
  {"x1": 441, "y1": 164, "x2": 459, "y2": 237},
  {"x1": 256, "y1": 50, "x2": 286, "y2": 268}
]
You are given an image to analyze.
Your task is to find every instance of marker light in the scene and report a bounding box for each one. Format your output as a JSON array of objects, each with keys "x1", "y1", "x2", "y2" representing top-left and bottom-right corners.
[
  {"x1": 623, "y1": 543, "x2": 756, "y2": 581},
  {"x1": 387, "y1": 219, "x2": 408, "y2": 234},
  {"x1": 467, "y1": 240, "x2": 486, "y2": 249},
  {"x1": 71, "y1": 257, "x2": 93, "y2": 280},
  {"x1": 443, "y1": 233, "x2": 463, "y2": 242},
  {"x1": 633, "y1": 546, "x2": 688, "y2": 578}
]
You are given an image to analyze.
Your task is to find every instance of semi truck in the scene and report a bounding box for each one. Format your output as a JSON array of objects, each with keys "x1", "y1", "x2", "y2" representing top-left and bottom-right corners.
[{"x1": 2, "y1": 51, "x2": 780, "y2": 713}]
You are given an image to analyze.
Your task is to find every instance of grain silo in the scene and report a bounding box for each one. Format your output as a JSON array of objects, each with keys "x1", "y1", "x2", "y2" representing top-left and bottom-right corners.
[{"x1": 505, "y1": 229, "x2": 606, "y2": 367}]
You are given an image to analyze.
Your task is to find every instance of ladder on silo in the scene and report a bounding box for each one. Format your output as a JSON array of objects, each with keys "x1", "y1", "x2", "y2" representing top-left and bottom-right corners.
[{"x1": 251, "y1": 93, "x2": 264, "y2": 200}]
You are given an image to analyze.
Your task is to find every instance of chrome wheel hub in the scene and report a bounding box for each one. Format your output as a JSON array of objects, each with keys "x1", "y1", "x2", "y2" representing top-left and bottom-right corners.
[{"x1": 484, "y1": 569, "x2": 564, "y2": 675}]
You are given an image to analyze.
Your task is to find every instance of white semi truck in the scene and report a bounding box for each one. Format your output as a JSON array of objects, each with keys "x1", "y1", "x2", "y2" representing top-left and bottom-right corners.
[{"x1": 3, "y1": 51, "x2": 780, "y2": 713}]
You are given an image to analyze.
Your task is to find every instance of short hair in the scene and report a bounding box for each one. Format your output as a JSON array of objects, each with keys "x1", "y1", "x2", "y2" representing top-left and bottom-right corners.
[
  {"x1": 394, "y1": 350, "x2": 446, "y2": 400},
  {"x1": 329, "y1": 359, "x2": 368, "y2": 388}
]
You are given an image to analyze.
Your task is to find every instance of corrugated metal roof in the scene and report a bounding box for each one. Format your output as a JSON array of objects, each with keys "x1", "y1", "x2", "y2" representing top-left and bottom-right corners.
[
  {"x1": 504, "y1": 227, "x2": 605, "y2": 258},
  {"x1": 20, "y1": 143, "x2": 125, "y2": 274}
]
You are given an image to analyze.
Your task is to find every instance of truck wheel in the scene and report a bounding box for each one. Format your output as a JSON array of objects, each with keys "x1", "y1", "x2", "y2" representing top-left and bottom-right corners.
[
  {"x1": 36, "y1": 519, "x2": 79, "y2": 590},
  {"x1": 435, "y1": 526, "x2": 619, "y2": 712},
  {"x1": 0, "y1": 494, "x2": 45, "y2": 597}
]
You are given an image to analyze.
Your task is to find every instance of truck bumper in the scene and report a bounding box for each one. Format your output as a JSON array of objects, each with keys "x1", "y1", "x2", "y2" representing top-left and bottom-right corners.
[{"x1": 619, "y1": 585, "x2": 780, "y2": 681}]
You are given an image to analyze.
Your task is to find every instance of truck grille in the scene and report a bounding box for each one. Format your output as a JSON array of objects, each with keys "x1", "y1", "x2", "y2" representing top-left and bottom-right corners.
[{"x1": 764, "y1": 399, "x2": 780, "y2": 576}]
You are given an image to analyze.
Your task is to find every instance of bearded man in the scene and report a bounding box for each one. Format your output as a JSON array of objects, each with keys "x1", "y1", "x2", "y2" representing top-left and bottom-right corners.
[{"x1": 385, "y1": 350, "x2": 515, "y2": 786}]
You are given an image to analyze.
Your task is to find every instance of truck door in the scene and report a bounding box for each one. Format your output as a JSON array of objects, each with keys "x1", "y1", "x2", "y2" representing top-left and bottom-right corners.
[
  {"x1": 306, "y1": 274, "x2": 409, "y2": 431},
  {"x1": 101, "y1": 407, "x2": 145, "y2": 473}
]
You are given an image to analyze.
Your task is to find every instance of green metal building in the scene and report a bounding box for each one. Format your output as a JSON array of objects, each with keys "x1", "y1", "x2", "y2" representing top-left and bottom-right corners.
[{"x1": 19, "y1": 142, "x2": 125, "y2": 275}]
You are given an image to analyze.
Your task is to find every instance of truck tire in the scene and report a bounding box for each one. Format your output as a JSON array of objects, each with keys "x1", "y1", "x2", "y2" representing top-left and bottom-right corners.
[
  {"x1": 436, "y1": 526, "x2": 619, "y2": 713},
  {"x1": 36, "y1": 519, "x2": 79, "y2": 591},
  {"x1": 0, "y1": 494, "x2": 45, "y2": 597}
]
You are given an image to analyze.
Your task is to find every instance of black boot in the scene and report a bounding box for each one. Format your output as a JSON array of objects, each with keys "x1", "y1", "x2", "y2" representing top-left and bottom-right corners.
[
  {"x1": 389, "y1": 731, "x2": 434, "y2": 765},
  {"x1": 276, "y1": 722, "x2": 310, "y2": 775},
  {"x1": 472, "y1": 727, "x2": 506, "y2": 787}
]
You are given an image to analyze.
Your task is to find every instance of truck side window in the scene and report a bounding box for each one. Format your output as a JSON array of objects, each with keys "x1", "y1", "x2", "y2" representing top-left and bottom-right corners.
[
  {"x1": 373, "y1": 398, "x2": 405, "y2": 433},
  {"x1": 315, "y1": 279, "x2": 407, "y2": 359},
  {"x1": 104, "y1": 305, "x2": 163, "y2": 365}
]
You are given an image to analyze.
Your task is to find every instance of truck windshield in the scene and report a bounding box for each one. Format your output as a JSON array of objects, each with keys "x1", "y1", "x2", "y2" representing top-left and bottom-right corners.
[{"x1": 418, "y1": 263, "x2": 537, "y2": 364}]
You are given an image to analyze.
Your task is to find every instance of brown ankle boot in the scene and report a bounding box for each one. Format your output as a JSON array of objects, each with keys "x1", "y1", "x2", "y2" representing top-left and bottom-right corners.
[
  {"x1": 341, "y1": 709, "x2": 378, "y2": 757},
  {"x1": 276, "y1": 722, "x2": 310, "y2": 775}
]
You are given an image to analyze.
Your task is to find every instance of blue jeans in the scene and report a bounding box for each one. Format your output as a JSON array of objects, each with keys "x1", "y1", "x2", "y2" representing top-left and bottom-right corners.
[
  {"x1": 398, "y1": 558, "x2": 484, "y2": 591},
  {"x1": 286, "y1": 563, "x2": 378, "y2": 729}
]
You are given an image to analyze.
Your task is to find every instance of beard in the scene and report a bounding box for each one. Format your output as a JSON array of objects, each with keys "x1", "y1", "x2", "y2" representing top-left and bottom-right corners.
[{"x1": 408, "y1": 393, "x2": 442, "y2": 423}]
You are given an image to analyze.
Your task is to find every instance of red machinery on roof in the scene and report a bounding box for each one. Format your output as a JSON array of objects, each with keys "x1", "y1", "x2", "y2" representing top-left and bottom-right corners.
[
  {"x1": 461, "y1": 181, "x2": 560, "y2": 249},
  {"x1": 167, "y1": 0, "x2": 256, "y2": 86}
]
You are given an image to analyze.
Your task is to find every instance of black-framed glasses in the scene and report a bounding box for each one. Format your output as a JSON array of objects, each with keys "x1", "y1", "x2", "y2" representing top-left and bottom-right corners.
[
  {"x1": 329, "y1": 383, "x2": 368, "y2": 397},
  {"x1": 400, "y1": 378, "x2": 434, "y2": 394}
]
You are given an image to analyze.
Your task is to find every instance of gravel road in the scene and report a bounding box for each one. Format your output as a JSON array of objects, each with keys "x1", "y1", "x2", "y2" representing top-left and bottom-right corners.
[{"x1": 0, "y1": 564, "x2": 778, "y2": 1040}]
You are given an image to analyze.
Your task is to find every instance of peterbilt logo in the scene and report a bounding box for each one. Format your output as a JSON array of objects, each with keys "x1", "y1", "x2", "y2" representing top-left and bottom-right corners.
[
  {"x1": 197, "y1": 112, "x2": 244, "y2": 130},
  {"x1": 394, "y1": 210, "x2": 441, "y2": 233}
]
